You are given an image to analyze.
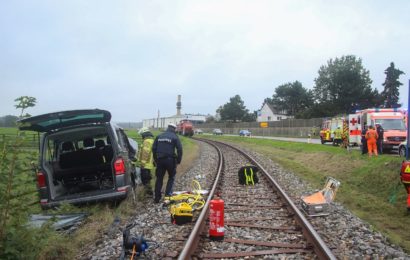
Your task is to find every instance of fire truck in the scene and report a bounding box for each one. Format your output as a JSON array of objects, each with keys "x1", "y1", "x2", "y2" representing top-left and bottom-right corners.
[
  {"x1": 176, "y1": 119, "x2": 194, "y2": 137},
  {"x1": 348, "y1": 108, "x2": 407, "y2": 150},
  {"x1": 319, "y1": 117, "x2": 347, "y2": 145}
]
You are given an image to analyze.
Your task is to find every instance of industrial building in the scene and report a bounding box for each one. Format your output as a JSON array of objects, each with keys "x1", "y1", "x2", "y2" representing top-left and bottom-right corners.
[{"x1": 142, "y1": 95, "x2": 207, "y2": 129}]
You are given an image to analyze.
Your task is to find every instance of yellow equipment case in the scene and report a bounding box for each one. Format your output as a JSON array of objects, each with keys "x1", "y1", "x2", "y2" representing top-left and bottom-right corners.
[{"x1": 170, "y1": 202, "x2": 193, "y2": 225}]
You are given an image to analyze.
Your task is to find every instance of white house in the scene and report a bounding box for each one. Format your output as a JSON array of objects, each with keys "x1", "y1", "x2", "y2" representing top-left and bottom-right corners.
[{"x1": 257, "y1": 103, "x2": 291, "y2": 122}]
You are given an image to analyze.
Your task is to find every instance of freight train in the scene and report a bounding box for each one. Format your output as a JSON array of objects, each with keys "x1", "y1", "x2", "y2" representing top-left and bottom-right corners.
[{"x1": 176, "y1": 119, "x2": 194, "y2": 137}]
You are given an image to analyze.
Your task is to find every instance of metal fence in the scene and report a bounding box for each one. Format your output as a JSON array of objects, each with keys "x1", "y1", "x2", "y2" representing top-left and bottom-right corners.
[
  {"x1": 194, "y1": 118, "x2": 323, "y2": 138},
  {"x1": 0, "y1": 133, "x2": 40, "y2": 148}
]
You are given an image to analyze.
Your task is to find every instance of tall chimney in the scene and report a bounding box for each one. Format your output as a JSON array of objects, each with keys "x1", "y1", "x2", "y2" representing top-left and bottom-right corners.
[{"x1": 176, "y1": 95, "x2": 181, "y2": 116}]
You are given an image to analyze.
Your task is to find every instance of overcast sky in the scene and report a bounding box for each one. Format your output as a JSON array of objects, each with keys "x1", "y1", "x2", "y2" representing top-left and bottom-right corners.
[{"x1": 1, "y1": 1, "x2": 409, "y2": 122}]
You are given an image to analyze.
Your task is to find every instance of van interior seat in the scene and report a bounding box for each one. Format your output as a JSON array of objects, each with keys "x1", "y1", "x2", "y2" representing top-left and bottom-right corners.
[
  {"x1": 95, "y1": 140, "x2": 105, "y2": 149},
  {"x1": 57, "y1": 148, "x2": 108, "y2": 182},
  {"x1": 61, "y1": 141, "x2": 75, "y2": 153},
  {"x1": 83, "y1": 138, "x2": 95, "y2": 149}
]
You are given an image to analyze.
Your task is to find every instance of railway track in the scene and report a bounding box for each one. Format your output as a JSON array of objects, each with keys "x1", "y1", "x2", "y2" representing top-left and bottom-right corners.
[
  {"x1": 86, "y1": 138, "x2": 408, "y2": 259},
  {"x1": 179, "y1": 139, "x2": 335, "y2": 259}
]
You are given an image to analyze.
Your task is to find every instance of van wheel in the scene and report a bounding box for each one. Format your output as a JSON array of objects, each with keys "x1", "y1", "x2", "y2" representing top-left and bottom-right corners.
[{"x1": 399, "y1": 146, "x2": 406, "y2": 157}]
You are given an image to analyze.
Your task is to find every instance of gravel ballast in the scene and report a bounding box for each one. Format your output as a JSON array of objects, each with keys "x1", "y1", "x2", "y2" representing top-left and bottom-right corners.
[{"x1": 84, "y1": 140, "x2": 409, "y2": 259}]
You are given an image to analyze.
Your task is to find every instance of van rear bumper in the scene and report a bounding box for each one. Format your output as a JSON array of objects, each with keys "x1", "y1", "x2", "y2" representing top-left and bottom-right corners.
[{"x1": 40, "y1": 190, "x2": 128, "y2": 209}]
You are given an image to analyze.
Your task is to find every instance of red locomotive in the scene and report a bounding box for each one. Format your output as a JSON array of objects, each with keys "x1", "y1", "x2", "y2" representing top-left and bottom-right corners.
[{"x1": 176, "y1": 119, "x2": 194, "y2": 137}]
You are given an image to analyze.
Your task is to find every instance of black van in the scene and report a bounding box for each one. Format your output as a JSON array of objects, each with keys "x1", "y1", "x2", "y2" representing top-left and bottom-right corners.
[{"x1": 18, "y1": 109, "x2": 137, "y2": 209}]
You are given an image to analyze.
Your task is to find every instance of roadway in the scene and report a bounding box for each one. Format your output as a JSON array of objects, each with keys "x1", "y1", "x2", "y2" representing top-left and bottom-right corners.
[
  {"x1": 208, "y1": 133, "x2": 399, "y2": 154},
  {"x1": 249, "y1": 135, "x2": 322, "y2": 144}
]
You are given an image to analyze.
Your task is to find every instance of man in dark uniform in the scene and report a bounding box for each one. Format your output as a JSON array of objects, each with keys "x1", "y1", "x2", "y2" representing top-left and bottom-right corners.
[
  {"x1": 152, "y1": 123, "x2": 183, "y2": 203},
  {"x1": 361, "y1": 123, "x2": 368, "y2": 155},
  {"x1": 376, "y1": 123, "x2": 384, "y2": 155}
]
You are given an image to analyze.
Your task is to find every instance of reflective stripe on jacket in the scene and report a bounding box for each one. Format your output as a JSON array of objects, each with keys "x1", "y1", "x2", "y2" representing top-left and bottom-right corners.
[
  {"x1": 334, "y1": 128, "x2": 342, "y2": 139},
  {"x1": 152, "y1": 129, "x2": 183, "y2": 164},
  {"x1": 138, "y1": 137, "x2": 154, "y2": 169}
]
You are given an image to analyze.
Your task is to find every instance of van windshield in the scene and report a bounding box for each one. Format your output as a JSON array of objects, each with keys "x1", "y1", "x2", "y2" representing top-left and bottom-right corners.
[{"x1": 374, "y1": 119, "x2": 406, "y2": 130}]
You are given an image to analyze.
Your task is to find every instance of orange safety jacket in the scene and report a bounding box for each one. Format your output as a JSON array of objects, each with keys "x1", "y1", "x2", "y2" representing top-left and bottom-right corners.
[{"x1": 365, "y1": 129, "x2": 378, "y2": 141}]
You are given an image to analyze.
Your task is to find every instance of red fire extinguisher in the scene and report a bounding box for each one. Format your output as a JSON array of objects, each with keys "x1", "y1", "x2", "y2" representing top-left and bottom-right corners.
[
  {"x1": 209, "y1": 196, "x2": 224, "y2": 240},
  {"x1": 400, "y1": 161, "x2": 410, "y2": 210}
]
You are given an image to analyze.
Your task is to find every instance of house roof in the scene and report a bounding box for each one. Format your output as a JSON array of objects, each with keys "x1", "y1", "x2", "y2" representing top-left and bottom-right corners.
[{"x1": 262, "y1": 102, "x2": 288, "y2": 115}]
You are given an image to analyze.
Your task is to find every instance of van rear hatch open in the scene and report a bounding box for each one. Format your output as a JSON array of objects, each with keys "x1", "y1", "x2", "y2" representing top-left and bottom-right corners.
[
  {"x1": 17, "y1": 109, "x2": 127, "y2": 209},
  {"x1": 18, "y1": 109, "x2": 111, "y2": 132}
]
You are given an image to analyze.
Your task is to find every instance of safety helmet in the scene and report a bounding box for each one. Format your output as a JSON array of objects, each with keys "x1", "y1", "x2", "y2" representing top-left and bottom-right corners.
[
  {"x1": 138, "y1": 127, "x2": 150, "y2": 135},
  {"x1": 168, "y1": 123, "x2": 177, "y2": 129}
]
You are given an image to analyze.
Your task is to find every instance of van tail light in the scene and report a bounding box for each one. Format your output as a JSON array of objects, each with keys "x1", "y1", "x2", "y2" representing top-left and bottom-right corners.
[
  {"x1": 114, "y1": 158, "x2": 125, "y2": 175},
  {"x1": 117, "y1": 186, "x2": 128, "y2": 192},
  {"x1": 37, "y1": 171, "x2": 46, "y2": 188}
]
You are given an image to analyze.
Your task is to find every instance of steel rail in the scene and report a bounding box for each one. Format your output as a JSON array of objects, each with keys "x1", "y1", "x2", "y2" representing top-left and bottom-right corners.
[
  {"x1": 220, "y1": 140, "x2": 336, "y2": 260},
  {"x1": 177, "y1": 139, "x2": 224, "y2": 260},
  {"x1": 179, "y1": 139, "x2": 336, "y2": 260}
]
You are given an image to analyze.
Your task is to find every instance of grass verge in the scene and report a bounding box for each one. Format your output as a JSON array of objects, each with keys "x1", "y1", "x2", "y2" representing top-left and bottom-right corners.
[{"x1": 0, "y1": 126, "x2": 198, "y2": 259}]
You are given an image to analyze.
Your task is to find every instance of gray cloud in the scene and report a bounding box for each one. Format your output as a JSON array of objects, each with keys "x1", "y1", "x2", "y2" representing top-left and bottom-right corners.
[{"x1": 1, "y1": 0, "x2": 409, "y2": 121}]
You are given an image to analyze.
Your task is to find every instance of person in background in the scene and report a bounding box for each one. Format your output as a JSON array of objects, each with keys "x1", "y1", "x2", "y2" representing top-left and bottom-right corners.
[
  {"x1": 152, "y1": 123, "x2": 183, "y2": 204},
  {"x1": 361, "y1": 123, "x2": 368, "y2": 155},
  {"x1": 365, "y1": 125, "x2": 379, "y2": 157},
  {"x1": 137, "y1": 127, "x2": 155, "y2": 196},
  {"x1": 376, "y1": 123, "x2": 384, "y2": 155},
  {"x1": 333, "y1": 126, "x2": 342, "y2": 146}
]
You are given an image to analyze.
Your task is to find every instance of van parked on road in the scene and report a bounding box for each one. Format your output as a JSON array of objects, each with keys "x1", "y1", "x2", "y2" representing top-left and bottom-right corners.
[
  {"x1": 18, "y1": 109, "x2": 137, "y2": 209},
  {"x1": 213, "y1": 129, "x2": 223, "y2": 135}
]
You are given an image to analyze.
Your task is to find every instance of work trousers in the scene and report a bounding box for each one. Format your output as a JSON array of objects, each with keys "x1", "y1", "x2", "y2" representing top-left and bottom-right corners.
[
  {"x1": 402, "y1": 183, "x2": 410, "y2": 208},
  {"x1": 141, "y1": 168, "x2": 152, "y2": 186},
  {"x1": 377, "y1": 140, "x2": 383, "y2": 154},
  {"x1": 333, "y1": 138, "x2": 342, "y2": 146},
  {"x1": 154, "y1": 157, "x2": 177, "y2": 201},
  {"x1": 361, "y1": 139, "x2": 368, "y2": 154},
  {"x1": 367, "y1": 139, "x2": 378, "y2": 156}
]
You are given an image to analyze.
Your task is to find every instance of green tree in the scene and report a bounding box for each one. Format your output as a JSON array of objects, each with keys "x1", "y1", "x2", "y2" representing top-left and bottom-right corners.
[
  {"x1": 14, "y1": 96, "x2": 36, "y2": 118},
  {"x1": 0, "y1": 96, "x2": 40, "y2": 259},
  {"x1": 217, "y1": 95, "x2": 254, "y2": 122},
  {"x1": 242, "y1": 110, "x2": 257, "y2": 122},
  {"x1": 267, "y1": 81, "x2": 313, "y2": 116},
  {"x1": 313, "y1": 55, "x2": 378, "y2": 116},
  {"x1": 205, "y1": 115, "x2": 216, "y2": 123},
  {"x1": 381, "y1": 62, "x2": 404, "y2": 108}
]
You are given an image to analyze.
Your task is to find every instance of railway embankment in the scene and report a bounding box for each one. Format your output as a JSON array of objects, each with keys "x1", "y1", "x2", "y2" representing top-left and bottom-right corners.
[{"x1": 201, "y1": 135, "x2": 410, "y2": 254}]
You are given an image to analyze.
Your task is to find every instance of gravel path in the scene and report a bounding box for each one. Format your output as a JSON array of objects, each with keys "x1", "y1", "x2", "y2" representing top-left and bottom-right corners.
[{"x1": 85, "y1": 140, "x2": 409, "y2": 259}]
